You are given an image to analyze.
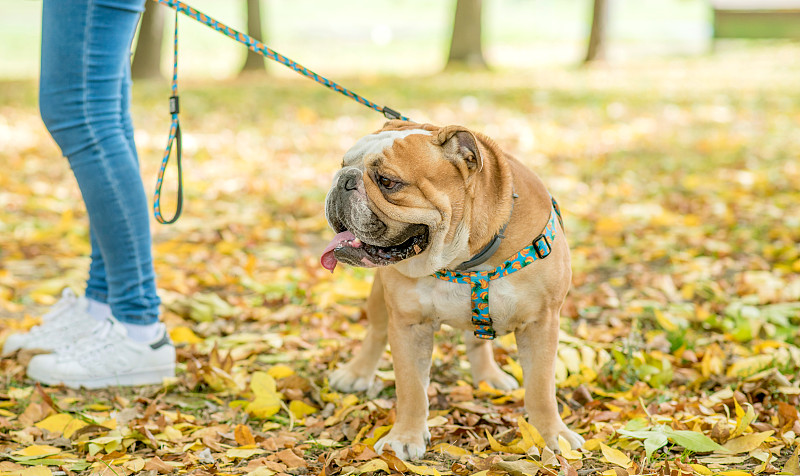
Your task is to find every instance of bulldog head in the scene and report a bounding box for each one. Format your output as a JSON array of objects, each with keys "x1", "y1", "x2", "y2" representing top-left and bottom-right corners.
[{"x1": 322, "y1": 121, "x2": 512, "y2": 278}]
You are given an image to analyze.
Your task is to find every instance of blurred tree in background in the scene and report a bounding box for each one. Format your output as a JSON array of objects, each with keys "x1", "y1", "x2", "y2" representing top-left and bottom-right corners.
[
  {"x1": 240, "y1": 0, "x2": 267, "y2": 74},
  {"x1": 446, "y1": 0, "x2": 487, "y2": 69},
  {"x1": 131, "y1": 2, "x2": 166, "y2": 79},
  {"x1": 584, "y1": 0, "x2": 609, "y2": 63}
]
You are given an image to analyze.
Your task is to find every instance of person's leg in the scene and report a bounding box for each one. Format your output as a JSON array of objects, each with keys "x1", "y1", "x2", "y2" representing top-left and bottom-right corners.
[
  {"x1": 30, "y1": 0, "x2": 174, "y2": 387},
  {"x1": 85, "y1": 228, "x2": 112, "y2": 320},
  {"x1": 39, "y1": 0, "x2": 160, "y2": 331}
]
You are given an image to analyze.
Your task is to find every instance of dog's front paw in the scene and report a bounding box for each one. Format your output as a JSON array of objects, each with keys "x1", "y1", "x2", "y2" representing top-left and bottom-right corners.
[
  {"x1": 473, "y1": 367, "x2": 519, "y2": 391},
  {"x1": 374, "y1": 427, "x2": 431, "y2": 460},
  {"x1": 542, "y1": 426, "x2": 585, "y2": 452},
  {"x1": 329, "y1": 362, "x2": 375, "y2": 392}
]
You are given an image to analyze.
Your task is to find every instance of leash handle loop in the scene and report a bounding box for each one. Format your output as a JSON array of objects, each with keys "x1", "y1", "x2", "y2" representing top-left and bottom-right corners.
[
  {"x1": 150, "y1": 0, "x2": 411, "y2": 224},
  {"x1": 153, "y1": 9, "x2": 184, "y2": 225}
]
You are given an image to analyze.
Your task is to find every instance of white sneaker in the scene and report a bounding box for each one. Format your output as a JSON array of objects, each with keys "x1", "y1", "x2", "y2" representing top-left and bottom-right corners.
[
  {"x1": 3, "y1": 289, "x2": 96, "y2": 354},
  {"x1": 26, "y1": 318, "x2": 176, "y2": 389}
]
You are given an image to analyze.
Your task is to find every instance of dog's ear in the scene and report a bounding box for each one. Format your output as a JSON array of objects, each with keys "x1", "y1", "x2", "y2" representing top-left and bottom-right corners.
[{"x1": 433, "y1": 125, "x2": 483, "y2": 176}]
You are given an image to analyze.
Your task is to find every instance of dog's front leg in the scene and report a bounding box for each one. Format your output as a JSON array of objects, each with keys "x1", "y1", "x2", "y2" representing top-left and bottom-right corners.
[
  {"x1": 515, "y1": 309, "x2": 584, "y2": 451},
  {"x1": 373, "y1": 313, "x2": 433, "y2": 460},
  {"x1": 330, "y1": 273, "x2": 389, "y2": 392}
]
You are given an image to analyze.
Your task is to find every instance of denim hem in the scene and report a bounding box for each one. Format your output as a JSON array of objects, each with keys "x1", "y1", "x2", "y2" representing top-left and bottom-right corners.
[
  {"x1": 114, "y1": 312, "x2": 160, "y2": 326},
  {"x1": 85, "y1": 289, "x2": 108, "y2": 304}
]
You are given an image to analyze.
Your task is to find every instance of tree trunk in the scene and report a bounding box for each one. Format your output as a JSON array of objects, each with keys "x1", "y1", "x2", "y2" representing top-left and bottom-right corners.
[
  {"x1": 240, "y1": 0, "x2": 267, "y2": 74},
  {"x1": 131, "y1": 2, "x2": 165, "y2": 79},
  {"x1": 584, "y1": 0, "x2": 608, "y2": 63},
  {"x1": 446, "y1": 0, "x2": 487, "y2": 70}
]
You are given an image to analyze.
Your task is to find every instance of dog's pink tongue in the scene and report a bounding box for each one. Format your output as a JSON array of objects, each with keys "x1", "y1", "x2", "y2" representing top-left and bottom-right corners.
[{"x1": 321, "y1": 230, "x2": 356, "y2": 273}]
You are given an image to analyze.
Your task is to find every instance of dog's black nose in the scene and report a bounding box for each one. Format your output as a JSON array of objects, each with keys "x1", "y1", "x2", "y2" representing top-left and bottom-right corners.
[
  {"x1": 339, "y1": 169, "x2": 360, "y2": 192},
  {"x1": 344, "y1": 176, "x2": 358, "y2": 191}
]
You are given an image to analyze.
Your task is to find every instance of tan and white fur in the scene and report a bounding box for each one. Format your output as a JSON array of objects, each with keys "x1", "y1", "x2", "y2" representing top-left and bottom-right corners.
[{"x1": 323, "y1": 120, "x2": 583, "y2": 460}]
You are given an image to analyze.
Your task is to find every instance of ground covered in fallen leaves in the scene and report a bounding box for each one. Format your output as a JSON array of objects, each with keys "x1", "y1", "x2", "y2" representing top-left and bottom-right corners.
[{"x1": 1, "y1": 44, "x2": 800, "y2": 476}]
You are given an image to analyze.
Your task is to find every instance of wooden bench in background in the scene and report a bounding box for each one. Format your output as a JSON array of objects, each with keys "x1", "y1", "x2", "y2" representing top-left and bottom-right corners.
[{"x1": 712, "y1": 0, "x2": 800, "y2": 39}]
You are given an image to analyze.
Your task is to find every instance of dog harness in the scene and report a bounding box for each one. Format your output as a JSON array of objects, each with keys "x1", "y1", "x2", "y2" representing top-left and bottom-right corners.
[{"x1": 432, "y1": 196, "x2": 563, "y2": 340}]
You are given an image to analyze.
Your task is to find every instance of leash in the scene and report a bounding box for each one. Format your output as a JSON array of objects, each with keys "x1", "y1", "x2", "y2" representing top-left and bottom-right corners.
[{"x1": 151, "y1": 0, "x2": 411, "y2": 224}]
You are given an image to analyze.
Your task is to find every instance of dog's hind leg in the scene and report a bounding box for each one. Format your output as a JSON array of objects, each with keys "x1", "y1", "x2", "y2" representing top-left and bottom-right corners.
[
  {"x1": 329, "y1": 271, "x2": 389, "y2": 392},
  {"x1": 464, "y1": 331, "x2": 519, "y2": 391}
]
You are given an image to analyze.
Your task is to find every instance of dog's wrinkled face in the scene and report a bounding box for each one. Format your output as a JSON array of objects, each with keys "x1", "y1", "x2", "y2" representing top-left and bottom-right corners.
[{"x1": 322, "y1": 124, "x2": 483, "y2": 277}]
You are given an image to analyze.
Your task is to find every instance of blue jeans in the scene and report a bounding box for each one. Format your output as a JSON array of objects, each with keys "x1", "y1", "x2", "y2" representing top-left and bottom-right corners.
[{"x1": 39, "y1": 0, "x2": 160, "y2": 325}]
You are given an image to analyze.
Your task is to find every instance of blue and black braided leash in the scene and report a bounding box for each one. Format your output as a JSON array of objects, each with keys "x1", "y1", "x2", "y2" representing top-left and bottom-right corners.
[{"x1": 151, "y1": 0, "x2": 410, "y2": 224}]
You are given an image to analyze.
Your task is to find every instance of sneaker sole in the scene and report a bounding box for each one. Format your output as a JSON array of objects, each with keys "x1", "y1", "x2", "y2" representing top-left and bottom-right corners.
[{"x1": 29, "y1": 365, "x2": 176, "y2": 389}]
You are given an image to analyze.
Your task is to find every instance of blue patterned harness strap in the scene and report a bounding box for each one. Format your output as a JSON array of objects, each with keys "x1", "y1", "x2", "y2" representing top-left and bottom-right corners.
[{"x1": 432, "y1": 197, "x2": 563, "y2": 340}]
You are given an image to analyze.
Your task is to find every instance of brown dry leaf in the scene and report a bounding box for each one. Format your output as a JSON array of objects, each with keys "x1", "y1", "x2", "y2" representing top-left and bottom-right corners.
[
  {"x1": 234, "y1": 423, "x2": 256, "y2": 446},
  {"x1": 144, "y1": 456, "x2": 175, "y2": 474},
  {"x1": 275, "y1": 448, "x2": 307, "y2": 468}
]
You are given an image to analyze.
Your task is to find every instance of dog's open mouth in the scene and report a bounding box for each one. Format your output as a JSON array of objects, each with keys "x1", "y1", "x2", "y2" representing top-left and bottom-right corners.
[{"x1": 320, "y1": 227, "x2": 429, "y2": 272}]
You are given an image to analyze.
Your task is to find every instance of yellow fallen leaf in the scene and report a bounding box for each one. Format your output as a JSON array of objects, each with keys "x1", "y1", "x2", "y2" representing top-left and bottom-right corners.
[
  {"x1": 355, "y1": 459, "x2": 390, "y2": 473},
  {"x1": 430, "y1": 443, "x2": 469, "y2": 457},
  {"x1": 600, "y1": 443, "x2": 631, "y2": 468},
  {"x1": 226, "y1": 447, "x2": 266, "y2": 459},
  {"x1": 731, "y1": 399, "x2": 756, "y2": 439},
  {"x1": 717, "y1": 472, "x2": 751, "y2": 476},
  {"x1": 289, "y1": 400, "x2": 317, "y2": 419},
  {"x1": 123, "y1": 458, "x2": 146, "y2": 472},
  {"x1": 426, "y1": 415, "x2": 448, "y2": 427},
  {"x1": 341, "y1": 394, "x2": 359, "y2": 407},
  {"x1": 726, "y1": 354, "x2": 774, "y2": 378},
  {"x1": 247, "y1": 372, "x2": 282, "y2": 418},
  {"x1": 503, "y1": 357, "x2": 523, "y2": 384},
  {"x1": 404, "y1": 461, "x2": 441, "y2": 476},
  {"x1": 267, "y1": 364, "x2": 294, "y2": 379},
  {"x1": 486, "y1": 430, "x2": 525, "y2": 454},
  {"x1": 247, "y1": 397, "x2": 281, "y2": 419},
  {"x1": 689, "y1": 464, "x2": 712, "y2": 475},
  {"x1": 654, "y1": 308, "x2": 678, "y2": 332},
  {"x1": 362, "y1": 425, "x2": 392, "y2": 446},
  {"x1": 19, "y1": 468, "x2": 53, "y2": 476},
  {"x1": 518, "y1": 416, "x2": 546, "y2": 449},
  {"x1": 34, "y1": 413, "x2": 87, "y2": 438},
  {"x1": 8, "y1": 386, "x2": 34, "y2": 400},
  {"x1": 251, "y1": 371, "x2": 277, "y2": 397},
  {"x1": 783, "y1": 445, "x2": 800, "y2": 474},
  {"x1": 169, "y1": 326, "x2": 203, "y2": 344},
  {"x1": 158, "y1": 425, "x2": 183, "y2": 443},
  {"x1": 558, "y1": 435, "x2": 582, "y2": 460},
  {"x1": 722, "y1": 431, "x2": 773, "y2": 454},
  {"x1": 582, "y1": 438, "x2": 602, "y2": 451},
  {"x1": 11, "y1": 445, "x2": 62, "y2": 457},
  {"x1": 246, "y1": 467, "x2": 276, "y2": 476}
]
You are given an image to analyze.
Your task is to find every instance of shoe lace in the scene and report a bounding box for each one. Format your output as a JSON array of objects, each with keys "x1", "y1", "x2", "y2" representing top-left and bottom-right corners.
[
  {"x1": 59, "y1": 319, "x2": 117, "y2": 358},
  {"x1": 41, "y1": 288, "x2": 79, "y2": 321}
]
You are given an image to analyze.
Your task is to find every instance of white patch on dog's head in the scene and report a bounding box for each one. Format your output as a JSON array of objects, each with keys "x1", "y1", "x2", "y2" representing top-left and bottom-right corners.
[{"x1": 342, "y1": 129, "x2": 432, "y2": 168}]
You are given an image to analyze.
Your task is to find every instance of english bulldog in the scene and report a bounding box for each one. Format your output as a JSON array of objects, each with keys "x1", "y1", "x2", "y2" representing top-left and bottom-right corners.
[{"x1": 321, "y1": 120, "x2": 583, "y2": 460}]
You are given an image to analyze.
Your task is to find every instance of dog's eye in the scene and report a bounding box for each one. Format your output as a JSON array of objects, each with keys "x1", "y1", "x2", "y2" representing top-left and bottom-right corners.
[{"x1": 377, "y1": 175, "x2": 398, "y2": 190}]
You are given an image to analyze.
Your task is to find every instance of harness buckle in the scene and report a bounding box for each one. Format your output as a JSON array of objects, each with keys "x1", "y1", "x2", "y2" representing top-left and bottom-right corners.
[{"x1": 532, "y1": 234, "x2": 551, "y2": 259}]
